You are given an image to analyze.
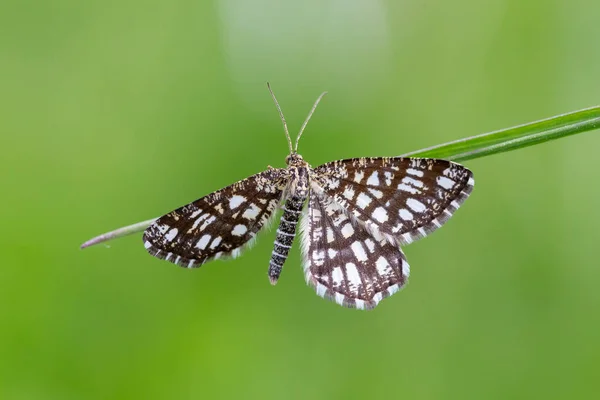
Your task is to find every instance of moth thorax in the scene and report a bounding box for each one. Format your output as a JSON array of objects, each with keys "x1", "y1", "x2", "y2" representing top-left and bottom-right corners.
[{"x1": 287, "y1": 166, "x2": 309, "y2": 198}]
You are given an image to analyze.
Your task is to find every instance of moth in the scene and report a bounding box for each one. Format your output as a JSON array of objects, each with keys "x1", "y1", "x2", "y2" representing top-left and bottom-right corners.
[{"x1": 143, "y1": 84, "x2": 474, "y2": 309}]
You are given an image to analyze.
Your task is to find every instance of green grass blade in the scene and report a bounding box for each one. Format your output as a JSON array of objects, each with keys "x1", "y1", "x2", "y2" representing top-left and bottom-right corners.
[
  {"x1": 401, "y1": 105, "x2": 600, "y2": 162},
  {"x1": 81, "y1": 105, "x2": 600, "y2": 249},
  {"x1": 80, "y1": 218, "x2": 157, "y2": 249}
]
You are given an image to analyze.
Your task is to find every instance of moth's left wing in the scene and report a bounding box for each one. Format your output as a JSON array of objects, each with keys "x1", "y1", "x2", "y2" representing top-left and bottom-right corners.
[
  {"x1": 312, "y1": 157, "x2": 474, "y2": 245},
  {"x1": 143, "y1": 168, "x2": 287, "y2": 268},
  {"x1": 301, "y1": 188, "x2": 409, "y2": 310}
]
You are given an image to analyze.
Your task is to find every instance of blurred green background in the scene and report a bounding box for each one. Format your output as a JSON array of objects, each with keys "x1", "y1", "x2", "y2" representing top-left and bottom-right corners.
[{"x1": 2, "y1": 0, "x2": 600, "y2": 399}]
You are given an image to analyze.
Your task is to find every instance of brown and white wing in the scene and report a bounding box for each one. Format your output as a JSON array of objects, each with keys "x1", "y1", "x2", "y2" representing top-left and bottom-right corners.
[
  {"x1": 143, "y1": 169, "x2": 288, "y2": 268},
  {"x1": 300, "y1": 190, "x2": 409, "y2": 310},
  {"x1": 312, "y1": 157, "x2": 474, "y2": 245}
]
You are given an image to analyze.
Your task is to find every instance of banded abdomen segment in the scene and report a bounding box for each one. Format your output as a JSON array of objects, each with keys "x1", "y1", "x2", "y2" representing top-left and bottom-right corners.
[
  {"x1": 268, "y1": 164, "x2": 310, "y2": 284},
  {"x1": 268, "y1": 194, "x2": 306, "y2": 284}
]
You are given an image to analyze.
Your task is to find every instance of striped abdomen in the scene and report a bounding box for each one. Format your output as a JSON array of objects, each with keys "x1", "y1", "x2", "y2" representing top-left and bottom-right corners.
[{"x1": 268, "y1": 166, "x2": 309, "y2": 284}]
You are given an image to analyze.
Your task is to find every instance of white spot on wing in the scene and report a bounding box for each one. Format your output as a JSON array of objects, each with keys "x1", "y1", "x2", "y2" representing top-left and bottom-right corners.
[
  {"x1": 356, "y1": 193, "x2": 372, "y2": 209},
  {"x1": 368, "y1": 188, "x2": 383, "y2": 199},
  {"x1": 313, "y1": 250, "x2": 325, "y2": 266},
  {"x1": 191, "y1": 214, "x2": 209, "y2": 230},
  {"x1": 195, "y1": 234, "x2": 211, "y2": 250},
  {"x1": 190, "y1": 209, "x2": 202, "y2": 219},
  {"x1": 345, "y1": 262, "x2": 361, "y2": 289},
  {"x1": 199, "y1": 215, "x2": 216, "y2": 231},
  {"x1": 343, "y1": 186, "x2": 355, "y2": 200},
  {"x1": 327, "y1": 178, "x2": 340, "y2": 189},
  {"x1": 351, "y1": 241, "x2": 368, "y2": 262},
  {"x1": 232, "y1": 224, "x2": 248, "y2": 236},
  {"x1": 437, "y1": 176, "x2": 455, "y2": 190},
  {"x1": 407, "y1": 168, "x2": 424, "y2": 177},
  {"x1": 398, "y1": 183, "x2": 420, "y2": 194},
  {"x1": 353, "y1": 170, "x2": 365, "y2": 183},
  {"x1": 407, "y1": 198, "x2": 426, "y2": 213},
  {"x1": 210, "y1": 236, "x2": 222, "y2": 249},
  {"x1": 399, "y1": 209, "x2": 413, "y2": 221},
  {"x1": 242, "y1": 203, "x2": 260, "y2": 220},
  {"x1": 229, "y1": 195, "x2": 245, "y2": 209},
  {"x1": 332, "y1": 266, "x2": 343, "y2": 286},
  {"x1": 384, "y1": 171, "x2": 393, "y2": 186},
  {"x1": 165, "y1": 228, "x2": 178, "y2": 242},
  {"x1": 341, "y1": 223, "x2": 354, "y2": 238},
  {"x1": 367, "y1": 171, "x2": 379, "y2": 186},
  {"x1": 326, "y1": 227, "x2": 335, "y2": 243},
  {"x1": 372, "y1": 207, "x2": 389, "y2": 223},
  {"x1": 403, "y1": 177, "x2": 424, "y2": 188},
  {"x1": 375, "y1": 256, "x2": 391, "y2": 276}
]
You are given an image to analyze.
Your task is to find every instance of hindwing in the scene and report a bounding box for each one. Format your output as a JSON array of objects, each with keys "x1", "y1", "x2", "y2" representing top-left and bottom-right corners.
[{"x1": 301, "y1": 187, "x2": 409, "y2": 309}]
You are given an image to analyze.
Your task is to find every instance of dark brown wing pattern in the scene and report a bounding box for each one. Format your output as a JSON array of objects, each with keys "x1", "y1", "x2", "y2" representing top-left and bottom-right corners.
[
  {"x1": 301, "y1": 190, "x2": 409, "y2": 310},
  {"x1": 143, "y1": 169, "x2": 287, "y2": 268},
  {"x1": 312, "y1": 157, "x2": 474, "y2": 246}
]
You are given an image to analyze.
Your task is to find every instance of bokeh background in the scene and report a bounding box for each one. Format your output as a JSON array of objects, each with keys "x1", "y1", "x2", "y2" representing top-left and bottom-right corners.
[{"x1": 2, "y1": 0, "x2": 600, "y2": 399}]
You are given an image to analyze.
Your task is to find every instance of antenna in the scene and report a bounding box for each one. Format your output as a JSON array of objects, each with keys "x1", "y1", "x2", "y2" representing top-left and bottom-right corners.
[
  {"x1": 295, "y1": 91, "x2": 327, "y2": 152},
  {"x1": 267, "y1": 82, "x2": 293, "y2": 154}
]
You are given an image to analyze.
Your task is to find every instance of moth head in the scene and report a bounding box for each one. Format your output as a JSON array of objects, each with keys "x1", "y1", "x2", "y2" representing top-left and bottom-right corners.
[{"x1": 285, "y1": 152, "x2": 305, "y2": 167}]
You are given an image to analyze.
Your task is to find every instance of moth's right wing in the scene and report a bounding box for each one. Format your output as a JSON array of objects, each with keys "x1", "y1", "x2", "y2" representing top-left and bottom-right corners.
[
  {"x1": 143, "y1": 169, "x2": 288, "y2": 268},
  {"x1": 312, "y1": 157, "x2": 474, "y2": 246}
]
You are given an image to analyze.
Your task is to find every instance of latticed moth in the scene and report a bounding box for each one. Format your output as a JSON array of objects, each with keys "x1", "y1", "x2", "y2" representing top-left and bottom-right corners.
[{"x1": 140, "y1": 84, "x2": 474, "y2": 309}]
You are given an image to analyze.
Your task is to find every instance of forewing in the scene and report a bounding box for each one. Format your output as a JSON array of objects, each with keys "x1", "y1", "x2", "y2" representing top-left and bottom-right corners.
[
  {"x1": 300, "y1": 189, "x2": 409, "y2": 310},
  {"x1": 143, "y1": 169, "x2": 287, "y2": 268},
  {"x1": 312, "y1": 157, "x2": 474, "y2": 245}
]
